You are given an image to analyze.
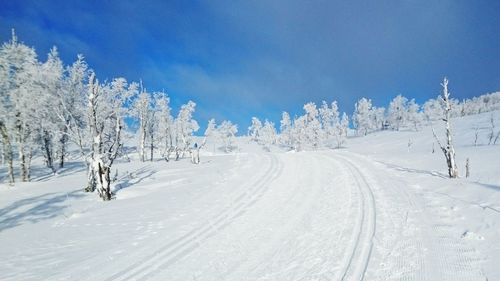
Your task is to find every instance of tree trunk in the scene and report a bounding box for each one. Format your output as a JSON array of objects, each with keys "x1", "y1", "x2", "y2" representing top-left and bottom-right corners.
[
  {"x1": 443, "y1": 91, "x2": 458, "y2": 177},
  {"x1": 18, "y1": 143, "x2": 27, "y2": 181},
  {"x1": 139, "y1": 122, "x2": 146, "y2": 162},
  {"x1": 42, "y1": 130, "x2": 56, "y2": 174},
  {"x1": 26, "y1": 149, "x2": 32, "y2": 181},
  {"x1": 434, "y1": 78, "x2": 459, "y2": 179},
  {"x1": 465, "y1": 158, "x2": 470, "y2": 178},
  {"x1": 16, "y1": 120, "x2": 29, "y2": 181},
  {"x1": 59, "y1": 130, "x2": 68, "y2": 168},
  {"x1": 0, "y1": 122, "x2": 14, "y2": 185},
  {"x1": 97, "y1": 161, "x2": 111, "y2": 201},
  {"x1": 150, "y1": 132, "x2": 154, "y2": 162},
  {"x1": 85, "y1": 164, "x2": 96, "y2": 192}
]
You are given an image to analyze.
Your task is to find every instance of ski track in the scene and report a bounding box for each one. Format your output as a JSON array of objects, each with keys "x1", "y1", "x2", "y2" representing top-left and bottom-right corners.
[
  {"x1": 248, "y1": 153, "x2": 356, "y2": 281},
  {"x1": 103, "y1": 153, "x2": 284, "y2": 281},
  {"x1": 341, "y1": 152, "x2": 486, "y2": 281},
  {"x1": 0, "y1": 150, "x2": 490, "y2": 280},
  {"x1": 332, "y1": 154, "x2": 376, "y2": 281}
]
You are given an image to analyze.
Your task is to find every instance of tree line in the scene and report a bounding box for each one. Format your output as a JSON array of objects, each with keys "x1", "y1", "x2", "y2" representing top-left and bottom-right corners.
[{"x1": 0, "y1": 31, "x2": 241, "y2": 199}]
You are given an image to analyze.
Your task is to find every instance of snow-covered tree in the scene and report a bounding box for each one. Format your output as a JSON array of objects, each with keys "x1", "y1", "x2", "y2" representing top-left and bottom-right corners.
[
  {"x1": 353, "y1": 98, "x2": 374, "y2": 136},
  {"x1": 156, "y1": 93, "x2": 174, "y2": 161},
  {"x1": 303, "y1": 102, "x2": 323, "y2": 148},
  {"x1": 387, "y1": 94, "x2": 408, "y2": 131},
  {"x1": 423, "y1": 98, "x2": 442, "y2": 122},
  {"x1": 319, "y1": 101, "x2": 339, "y2": 139},
  {"x1": 0, "y1": 29, "x2": 39, "y2": 182},
  {"x1": 175, "y1": 100, "x2": 199, "y2": 152},
  {"x1": 432, "y1": 78, "x2": 458, "y2": 178},
  {"x1": 248, "y1": 117, "x2": 262, "y2": 142},
  {"x1": 86, "y1": 74, "x2": 137, "y2": 200},
  {"x1": 35, "y1": 46, "x2": 65, "y2": 173},
  {"x1": 203, "y1": 118, "x2": 217, "y2": 147},
  {"x1": 133, "y1": 88, "x2": 151, "y2": 162},
  {"x1": 57, "y1": 54, "x2": 89, "y2": 168},
  {"x1": 217, "y1": 120, "x2": 237, "y2": 152},
  {"x1": 335, "y1": 113, "x2": 349, "y2": 148},
  {"x1": 371, "y1": 106, "x2": 386, "y2": 131},
  {"x1": 407, "y1": 99, "x2": 423, "y2": 131},
  {"x1": 146, "y1": 92, "x2": 163, "y2": 161},
  {"x1": 260, "y1": 119, "x2": 277, "y2": 148},
  {"x1": 291, "y1": 115, "x2": 307, "y2": 151},
  {"x1": 279, "y1": 111, "x2": 292, "y2": 148}
]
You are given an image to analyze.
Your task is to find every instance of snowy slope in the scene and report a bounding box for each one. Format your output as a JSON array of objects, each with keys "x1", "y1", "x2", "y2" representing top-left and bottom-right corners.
[{"x1": 0, "y1": 111, "x2": 499, "y2": 280}]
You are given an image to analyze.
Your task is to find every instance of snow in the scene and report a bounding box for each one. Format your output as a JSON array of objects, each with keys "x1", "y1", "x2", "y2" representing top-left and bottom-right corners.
[{"x1": 1, "y1": 111, "x2": 499, "y2": 280}]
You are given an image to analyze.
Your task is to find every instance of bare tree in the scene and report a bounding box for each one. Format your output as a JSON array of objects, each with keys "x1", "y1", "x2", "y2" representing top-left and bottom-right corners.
[
  {"x1": 432, "y1": 77, "x2": 458, "y2": 178},
  {"x1": 488, "y1": 114, "x2": 495, "y2": 145},
  {"x1": 465, "y1": 158, "x2": 470, "y2": 178},
  {"x1": 473, "y1": 126, "x2": 480, "y2": 146}
]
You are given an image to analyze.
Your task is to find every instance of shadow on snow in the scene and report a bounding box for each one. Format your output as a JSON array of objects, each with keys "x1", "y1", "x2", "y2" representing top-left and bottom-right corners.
[{"x1": 0, "y1": 190, "x2": 85, "y2": 232}]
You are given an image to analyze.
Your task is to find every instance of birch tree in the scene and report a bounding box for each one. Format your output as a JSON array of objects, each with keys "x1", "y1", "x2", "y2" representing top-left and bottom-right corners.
[
  {"x1": 217, "y1": 120, "x2": 237, "y2": 152},
  {"x1": 56, "y1": 54, "x2": 89, "y2": 167},
  {"x1": 353, "y1": 98, "x2": 373, "y2": 136},
  {"x1": 303, "y1": 102, "x2": 323, "y2": 148},
  {"x1": 203, "y1": 118, "x2": 217, "y2": 149},
  {"x1": 156, "y1": 93, "x2": 174, "y2": 161},
  {"x1": 175, "y1": 101, "x2": 199, "y2": 153},
  {"x1": 407, "y1": 99, "x2": 422, "y2": 131},
  {"x1": 261, "y1": 119, "x2": 277, "y2": 148},
  {"x1": 86, "y1": 74, "x2": 136, "y2": 200},
  {"x1": 388, "y1": 94, "x2": 408, "y2": 131},
  {"x1": 248, "y1": 117, "x2": 262, "y2": 142},
  {"x1": 0, "y1": 29, "x2": 39, "y2": 182},
  {"x1": 335, "y1": 112, "x2": 349, "y2": 148},
  {"x1": 134, "y1": 90, "x2": 150, "y2": 162},
  {"x1": 432, "y1": 77, "x2": 458, "y2": 178},
  {"x1": 279, "y1": 111, "x2": 292, "y2": 148}
]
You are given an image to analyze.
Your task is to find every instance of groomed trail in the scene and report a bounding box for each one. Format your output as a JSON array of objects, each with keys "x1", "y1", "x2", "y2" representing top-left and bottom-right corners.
[{"x1": 0, "y1": 151, "x2": 487, "y2": 280}]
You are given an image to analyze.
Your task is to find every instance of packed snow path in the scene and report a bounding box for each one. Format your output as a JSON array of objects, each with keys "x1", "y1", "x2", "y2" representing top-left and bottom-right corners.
[{"x1": 0, "y1": 151, "x2": 487, "y2": 280}]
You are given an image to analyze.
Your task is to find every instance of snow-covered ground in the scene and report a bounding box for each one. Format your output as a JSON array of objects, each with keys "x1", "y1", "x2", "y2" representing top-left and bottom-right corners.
[{"x1": 1, "y1": 111, "x2": 499, "y2": 280}]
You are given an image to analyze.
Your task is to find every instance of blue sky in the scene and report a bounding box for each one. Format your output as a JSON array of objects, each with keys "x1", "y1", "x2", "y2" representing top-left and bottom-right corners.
[{"x1": 1, "y1": 0, "x2": 499, "y2": 133}]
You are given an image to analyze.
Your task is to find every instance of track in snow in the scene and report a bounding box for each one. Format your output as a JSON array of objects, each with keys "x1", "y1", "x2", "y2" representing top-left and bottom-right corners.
[
  {"x1": 1, "y1": 150, "x2": 489, "y2": 281},
  {"x1": 104, "y1": 153, "x2": 284, "y2": 281},
  {"x1": 333, "y1": 155, "x2": 377, "y2": 281},
  {"x1": 336, "y1": 152, "x2": 486, "y2": 281}
]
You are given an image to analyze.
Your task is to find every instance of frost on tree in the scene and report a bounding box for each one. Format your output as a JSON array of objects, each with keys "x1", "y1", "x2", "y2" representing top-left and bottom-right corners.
[
  {"x1": 0, "y1": 29, "x2": 39, "y2": 182},
  {"x1": 388, "y1": 95, "x2": 408, "y2": 131},
  {"x1": 133, "y1": 88, "x2": 162, "y2": 162},
  {"x1": 353, "y1": 98, "x2": 374, "y2": 136},
  {"x1": 303, "y1": 102, "x2": 323, "y2": 149},
  {"x1": 204, "y1": 119, "x2": 216, "y2": 144},
  {"x1": 134, "y1": 89, "x2": 150, "y2": 162},
  {"x1": 432, "y1": 77, "x2": 459, "y2": 178},
  {"x1": 423, "y1": 98, "x2": 443, "y2": 122},
  {"x1": 335, "y1": 113, "x2": 349, "y2": 148},
  {"x1": 203, "y1": 118, "x2": 217, "y2": 152},
  {"x1": 57, "y1": 54, "x2": 89, "y2": 170},
  {"x1": 175, "y1": 101, "x2": 199, "y2": 158},
  {"x1": 260, "y1": 120, "x2": 277, "y2": 150},
  {"x1": 279, "y1": 112, "x2": 292, "y2": 148},
  {"x1": 156, "y1": 94, "x2": 174, "y2": 161},
  {"x1": 86, "y1": 74, "x2": 136, "y2": 200},
  {"x1": 217, "y1": 120, "x2": 237, "y2": 152},
  {"x1": 319, "y1": 101, "x2": 339, "y2": 144},
  {"x1": 407, "y1": 99, "x2": 423, "y2": 131},
  {"x1": 248, "y1": 117, "x2": 262, "y2": 142}
]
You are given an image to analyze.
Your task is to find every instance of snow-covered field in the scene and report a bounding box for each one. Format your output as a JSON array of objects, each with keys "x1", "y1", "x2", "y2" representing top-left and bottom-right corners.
[{"x1": 1, "y1": 111, "x2": 499, "y2": 280}]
